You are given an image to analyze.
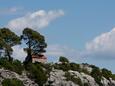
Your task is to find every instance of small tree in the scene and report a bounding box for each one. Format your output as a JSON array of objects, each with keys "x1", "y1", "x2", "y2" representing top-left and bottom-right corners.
[
  {"x1": 59, "y1": 56, "x2": 69, "y2": 63},
  {"x1": 0, "y1": 28, "x2": 20, "y2": 61},
  {"x1": 21, "y1": 28, "x2": 47, "y2": 63}
]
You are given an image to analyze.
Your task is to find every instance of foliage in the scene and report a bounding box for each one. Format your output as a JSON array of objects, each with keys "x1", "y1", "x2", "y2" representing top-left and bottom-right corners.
[
  {"x1": 102, "y1": 68, "x2": 112, "y2": 80},
  {"x1": 0, "y1": 58, "x2": 24, "y2": 74},
  {"x1": 39, "y1": 63, "x2": 52, "y2": 77},
  {"x1": 25, "y1": 63, "x2": 47, "y2": 86},
  {"x1": 111, "y1": 74, "x2": 115, "y2": 80},
  {"x1": 59, "y1": 56, "x2": 69, "y2": 63},
  {"x1": 0, "y1": 28, "x2": 20, "y2": 61},
  {"x1": 65, "y1": 72, "x2": 82, "y2": 86},
  {"x1": 54, "y1": 58, "x2": 90, "y2": 74},
  {"x1": 54, "y1": 63, "x2": 71, "y2": 71},
  {"x1": 91, "y1": 67, "x2": 103, "y2": 86},
  {"x1": 54, "y1": 57, "x2": 70, "y2": 71},
  {"x1": 0, "y1": 37, "x2": 5, "y2": 49},
  {"x1": 81, "y1": 68, "x2": 90, "y2": 75},
  {"x1": 12, "y1": 60, "x2": 24, "y2": 74},
  {"x1": 21, "y1": 28, "x2": 47, "y2": 63},
  {"x1": 70, "y1": 63, "x2": 81, "y2": 72},
  {"x1": 84, "y1": 83, "x2": 89, "y2": 86},
  {"x1": 2, "y1": 78, "x2": 24, "y2": 86}
]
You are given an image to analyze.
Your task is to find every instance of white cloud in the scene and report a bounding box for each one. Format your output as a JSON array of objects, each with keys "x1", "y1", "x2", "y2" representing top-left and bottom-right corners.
[
  {"x1": 46, "y1": 44, "x2": 81, "y2": 62},
  {"x1": 85, "y1": 28, "x2": 115, "y2": 59},
  {"x1": 6, "y1": 9, "x2": 64, "y2": 61},
  {"x1": 7, "y1": 10, "x2": 64, "y2": 34},
  {"x1": 12, "y1": 45, "x2": 26, "y2": 61}
]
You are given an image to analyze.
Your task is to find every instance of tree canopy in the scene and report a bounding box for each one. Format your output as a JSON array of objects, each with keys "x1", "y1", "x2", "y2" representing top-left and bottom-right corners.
[
  {"x1": 21, "y1": 28, "x2": 47, "y2": 63},
  {"x1": 0, "y1": 28, "x2": 20, "y2": 61},
  {"x1": 59, "y1": 56, "x2": 69, "y2": 63}
]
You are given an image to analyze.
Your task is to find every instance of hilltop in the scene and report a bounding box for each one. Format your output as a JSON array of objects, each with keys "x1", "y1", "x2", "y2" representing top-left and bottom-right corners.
[{"x1": 0, "y1": 57, "x2": 115, "y2": 86}]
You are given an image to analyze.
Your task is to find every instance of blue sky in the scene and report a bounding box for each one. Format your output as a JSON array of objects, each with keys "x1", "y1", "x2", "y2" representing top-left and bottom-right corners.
[{"x1": 0, "y1": 0, "x2": 115, "y2": 73}]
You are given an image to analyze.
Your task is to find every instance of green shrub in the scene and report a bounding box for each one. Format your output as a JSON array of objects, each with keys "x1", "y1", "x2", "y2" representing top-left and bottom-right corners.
[
  {"x1": 53, "y1": 63, "x2": 71, "y2": 71},
  {"x1": 60, "y1": 63, "x2": 71, "y2": 71},
  {"x1": 111, "y1": 74, "x2": 115, "y2": 80},
  {"x1": 84, "y1": 83, "x2": 89, "y2": 86},
  {"x1": 53, "y1": 63, "x2": 60, "y2": 69},
  {"x1": 0, "y1": 58, "x2": 24, "y2": 74},
  {"x1": 91, "y1": 67, "x2": 103, "y2": 86},
  {"x1": 12, "y1": 60, "x2": 24, "y2": 74},
  {"x1": 39, "y1": 63, "x2": 52, "y2": 75},
  {"x1": 81, "y1": 68, "x2": 90, "y2": 75},
  {"x1": 59, "y1": 56, "x2": 69, "y2": 63},
  {"x1": 89, "y1": 64, "x2": 98, "y2": 69},
  {"x1": 65, "y1": 72, "x2": 72, "y2": 81},
  {"x1": 65, "y1": 72, "x2": 82, "y2": 86},
  {"x1": 70, "y1": 63, "x2": 81, "y2": 72},
  {"x1": 102, "y1": 68, "x2": 112, "y2": 80},
  {"x1": 2, "y1": 78, "x2": 24, "y2": 86},
  {"x1": 25, "y1": 63, "x2": 47, "y2": 86}
]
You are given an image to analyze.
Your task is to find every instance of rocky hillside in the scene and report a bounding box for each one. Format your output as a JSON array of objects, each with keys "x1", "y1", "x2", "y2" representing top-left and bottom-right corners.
[
  {"x1": 0, "y1": 68, "x2": 38, "y2": 86},
  {"x1": 0, "y1": 57, "x2": 115, "y2": 86},
  {"x1": 46, "y1": 64, "x2": 115, "y2": 86}
]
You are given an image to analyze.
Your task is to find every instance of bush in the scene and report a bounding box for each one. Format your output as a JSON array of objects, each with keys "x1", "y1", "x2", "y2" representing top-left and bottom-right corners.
[
  {"x1": 12, "y1": 60, "x2": 24, "y2": 74},
  {"x1": 53, "y1": 63, "x2": 60, "y2": 69},
  {"x1": 60, "y1": 63, "x2": 71, "y2": 71},
  {"x1": 2, "y1": 78, "x2": 24, "y2": 86},
  {"x1": 111, "y1": 74, "x2": 115, "y2": 80},
  {"x1": 25, "y1": 63, "x2": 47, "y2": 86},
  {"x1": 84, "y1": 83, "x2": 89, "y2": 86},
  {"x1": 91, "y1": 67, "x2": 103, "y2": 86},
  {"x1": 39, "y1": 63, "x2": 52, "y2": 75},
  {"x1": 70, "y1": 63, "x2": 81, "y2": 72},
  {"x1": 102, "y1": 68, "x2": 112, "y2": 80},
  {"x1": 53, "y1": 62, "x2": 71, "y2": 71},
  {"x1": 81, "y1": 68, "x2": 90, "y2": 75},
  {"x1": 59, "y1": 56, "x2": 69, "y2": 63},
  {"x1": 56, "y1": 63, "x2": 71, "y2": 71},
  {"x1": 0, "y1": 58, "x2": 24, "y2": 74},
  {"x1": 65, "y1": 72, "x2": 82, "y2": 86}
]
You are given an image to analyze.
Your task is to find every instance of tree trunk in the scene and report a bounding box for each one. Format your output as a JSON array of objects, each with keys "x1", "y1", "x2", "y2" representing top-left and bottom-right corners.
[
  {"x1": 24, "y1": 39, "x2": 32, "y2": 64},
  {"x1": 25, "y1": 49, "x2": 32, "y2": 63},
  {"x1": 6, "y1": 50, "x2": 12, "y2": 62}
]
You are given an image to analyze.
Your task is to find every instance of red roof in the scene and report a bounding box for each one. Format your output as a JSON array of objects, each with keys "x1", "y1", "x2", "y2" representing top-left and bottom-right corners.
[{"x1": 32, "y1": 54, "x2": 47, "y2": 59}]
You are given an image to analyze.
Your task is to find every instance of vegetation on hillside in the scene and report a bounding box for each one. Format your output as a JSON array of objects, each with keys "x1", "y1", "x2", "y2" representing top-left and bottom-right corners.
[
  {"x1": 25, "y1": 63, "x2": 48, "y2": 86},
  {"x1": 0, "y1": 28, "x2": 20, "y2": 61},
  {"x1": 0, "y1": 27, "x2": 115, "y2": 86},
  {"x1": 0, "y1": 27, "x2": 47, "y2": 64},
  {"x1": 0, "y1": 55, "x2": 114, "y2": 86},
  {"x1": 0, "y1": 57, "x2": 24, "y2": 74},
  {"x1": 2, "y1": 78, "x2": 24, "y2": 86}
]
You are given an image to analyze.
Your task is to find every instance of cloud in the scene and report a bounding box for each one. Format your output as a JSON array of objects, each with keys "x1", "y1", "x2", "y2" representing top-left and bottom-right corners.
[
  {"x1": 7, "y1": 10, "x2": 64, "y2": 34},
  {"x1": 12, "y1": 45, "x2": 26, "y2": 61},
  {"x1": 85, "y1": 28, "x2": 115, "y2": 59},
  {"x1": 46, "y1": 44, "x2": 81, "y2": 62},
  {"x1": 6, "y1": 9, "x2": 64, "y2": 61}
]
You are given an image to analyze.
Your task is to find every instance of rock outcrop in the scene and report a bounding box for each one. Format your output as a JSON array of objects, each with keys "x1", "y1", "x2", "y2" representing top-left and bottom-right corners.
[
  {"x1": 46, "y1": 65, "x2": 115, "y2": 86},
  {"x1": 0, "y1": 68, "x2": 38, "y2": 86},
  {"x1": 0, "y1": 63, "x2": 115, "y2": 86}
]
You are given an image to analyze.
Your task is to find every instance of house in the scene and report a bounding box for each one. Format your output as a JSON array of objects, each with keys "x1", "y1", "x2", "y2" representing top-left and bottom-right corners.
[{"x1": 32, "y1": 54, "x2": 47, "y2": 63}]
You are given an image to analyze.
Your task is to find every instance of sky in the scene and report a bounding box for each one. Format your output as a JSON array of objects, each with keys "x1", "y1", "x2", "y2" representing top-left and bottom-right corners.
[{"x1": 0, "y1": 0, "x2": 115, "y2": 73}]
